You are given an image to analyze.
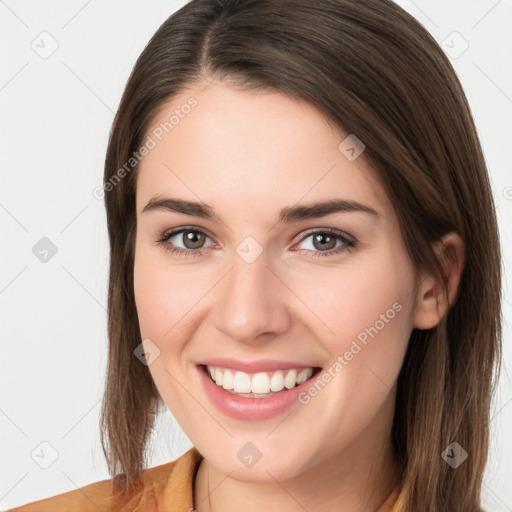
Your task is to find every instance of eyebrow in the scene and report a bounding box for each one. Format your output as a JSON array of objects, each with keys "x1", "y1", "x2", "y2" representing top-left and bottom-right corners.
[{"x1": 141, "y1": 196, "x2": 380, "y2": 222}]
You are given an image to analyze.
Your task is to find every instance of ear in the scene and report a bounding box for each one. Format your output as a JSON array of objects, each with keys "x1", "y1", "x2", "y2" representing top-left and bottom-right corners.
[{"x1": 413, "y1": 232, "x2": 466, "y2": 330}]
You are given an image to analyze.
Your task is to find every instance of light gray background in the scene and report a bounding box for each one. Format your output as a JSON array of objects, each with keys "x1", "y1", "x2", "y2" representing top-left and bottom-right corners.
[{"x1": 1, "y1": 1, "x2": 511, "y2": 510}]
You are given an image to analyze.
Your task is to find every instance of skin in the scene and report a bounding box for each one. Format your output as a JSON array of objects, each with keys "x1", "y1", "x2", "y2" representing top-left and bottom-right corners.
[{"x1": 133, "y1": 78, "x2": 465, "y2": 511}]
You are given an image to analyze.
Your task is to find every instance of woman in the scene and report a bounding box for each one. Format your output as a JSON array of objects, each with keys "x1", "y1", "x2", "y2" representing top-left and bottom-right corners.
[{"x1": 10, "y1": 0, "x2": 502, "y2": 511}]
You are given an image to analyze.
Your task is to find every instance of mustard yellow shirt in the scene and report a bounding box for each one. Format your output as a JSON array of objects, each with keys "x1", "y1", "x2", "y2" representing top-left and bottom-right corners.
[{"x1": 8, "y1": 447, "x2": 402, "y2": 511}]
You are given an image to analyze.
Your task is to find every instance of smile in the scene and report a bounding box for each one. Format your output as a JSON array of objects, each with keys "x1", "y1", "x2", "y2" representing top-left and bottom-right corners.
[
  {"x1": 197, "y1": 363, "x2": 322, "y2": 420},
  {"x1": 206, "y1": 365, "x2": 317, "y2": 396}
]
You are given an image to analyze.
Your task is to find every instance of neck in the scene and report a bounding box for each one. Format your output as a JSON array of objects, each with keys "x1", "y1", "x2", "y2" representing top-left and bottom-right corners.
[{"x1": 194, "y1": 397, "x2": 402, "y2": 512}]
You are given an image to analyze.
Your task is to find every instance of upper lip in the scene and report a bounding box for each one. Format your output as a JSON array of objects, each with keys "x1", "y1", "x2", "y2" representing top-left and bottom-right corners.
[{"x1": 199, "y1": 358, "x2": 320, "y2": 373}]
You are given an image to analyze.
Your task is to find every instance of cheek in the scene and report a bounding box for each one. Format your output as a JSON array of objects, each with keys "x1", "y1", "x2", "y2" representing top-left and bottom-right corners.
[
  {"x1": 291, "y1": 248, "x2": 414, "y2": 377},
  {"x1": 133, "y1": 242, "x2": 179, "y2": 347},
  {"x1": 133, "y1": 247, "x2": 202, "y2": 417},
  {"x1": 133, "y1": 244, "x2": 213, "y2": 358},
  {"x1": 289, "y1": 254, "x2": 414, "y2": 436},
  {"x1": 133, "y1": 254, "x2": 171, "y2": 341}
]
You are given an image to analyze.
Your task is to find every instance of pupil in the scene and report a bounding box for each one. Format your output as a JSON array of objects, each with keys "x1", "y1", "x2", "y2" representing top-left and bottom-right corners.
[
  {"x1": 185, "y1": 231, "x2": 204, "y2": 249},
  {"x1": 314, "y1": 233, "x2": 335, "y2": 250}
]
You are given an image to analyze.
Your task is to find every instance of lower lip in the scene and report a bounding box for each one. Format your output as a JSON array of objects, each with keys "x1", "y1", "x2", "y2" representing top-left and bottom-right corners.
[{"x1": 197, "y1": 365, "x2": 321, "y2": 420}]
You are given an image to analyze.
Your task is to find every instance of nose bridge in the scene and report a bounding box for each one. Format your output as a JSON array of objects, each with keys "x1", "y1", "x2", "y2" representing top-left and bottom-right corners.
[{"x1": 212, "y1": 245, "x2": 291, "y2": 343}]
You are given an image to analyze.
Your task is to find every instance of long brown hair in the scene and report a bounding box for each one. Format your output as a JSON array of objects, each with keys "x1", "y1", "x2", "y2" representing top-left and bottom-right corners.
[{"x1": 99, "y1": 1, "x2": 503, "y2": 510}]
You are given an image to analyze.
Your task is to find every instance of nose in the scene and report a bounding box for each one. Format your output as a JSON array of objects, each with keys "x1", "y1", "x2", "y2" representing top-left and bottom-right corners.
[{"x1": 212, "y1": 250, "x2": 292, "y2": 345}]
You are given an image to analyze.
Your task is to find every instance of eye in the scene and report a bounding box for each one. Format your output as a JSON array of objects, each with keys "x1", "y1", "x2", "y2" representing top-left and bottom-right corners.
[
  {"x1": 156, "y1": 227, "x2": 215, "y2": 257},
  {"x1": 293, "y1": 228, "x2": 356, "y2": 258},
  {"x1": 156, "y1": 227, "x2": 356, "y2": 258}
]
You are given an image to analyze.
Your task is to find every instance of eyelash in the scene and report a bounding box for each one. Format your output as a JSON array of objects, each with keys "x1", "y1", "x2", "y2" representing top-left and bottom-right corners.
[{"x1": 155, "y1": 227, "x2": 356, "y2": 258}]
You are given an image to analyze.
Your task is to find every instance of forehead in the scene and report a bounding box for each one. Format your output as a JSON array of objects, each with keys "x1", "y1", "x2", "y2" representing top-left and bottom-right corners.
[{"x1": 136, "y1": 80, "x2": 391, "y2": 222}]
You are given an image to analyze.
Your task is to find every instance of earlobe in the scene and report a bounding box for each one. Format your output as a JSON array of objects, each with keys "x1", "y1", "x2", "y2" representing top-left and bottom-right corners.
[{"x1": 412, "y1": 232, "x2": 466, "y2": 330}]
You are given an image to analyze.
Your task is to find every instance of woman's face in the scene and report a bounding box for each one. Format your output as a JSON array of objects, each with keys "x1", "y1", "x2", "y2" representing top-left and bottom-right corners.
[{"x1": 133, "y1": 79, "x2": 419, "y2": 481}]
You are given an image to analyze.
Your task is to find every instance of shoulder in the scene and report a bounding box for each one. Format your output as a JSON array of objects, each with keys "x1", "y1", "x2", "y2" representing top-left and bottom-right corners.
[{"x1": 8, "y1": 447, "x2": 202, "y2": 512}]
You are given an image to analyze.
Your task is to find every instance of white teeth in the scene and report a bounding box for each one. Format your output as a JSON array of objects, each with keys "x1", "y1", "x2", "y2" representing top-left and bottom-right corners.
[
  {"x1": 251, "y1": 372, "x2": 270, "y2": 394},
  {"x1": 270, "y1": 370, "x2": 284, "y2": 392},
  {"x1": 214, "y1": 367, "x2": 223, "y2": 386},
  {"x1": 296, "y1": 368, "x2": 311, "y2": 385},
  {"x1": 233, "y1": 371, "x2": 252, "y2": 393},
  {"x1": 284, "y1": 369, "x2": 297, "y2": 389},
  {"x1": 222, "y1": 370, "x2": 234, "y2": 390},
  {"x1": 206, "y1": 365, "x2": 315, "y2": 395}
]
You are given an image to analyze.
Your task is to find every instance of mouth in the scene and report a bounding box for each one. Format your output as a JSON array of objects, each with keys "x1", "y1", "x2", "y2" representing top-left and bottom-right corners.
[{"x1": 199, "y1": 364, "x2": 323, "y2": 398}]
